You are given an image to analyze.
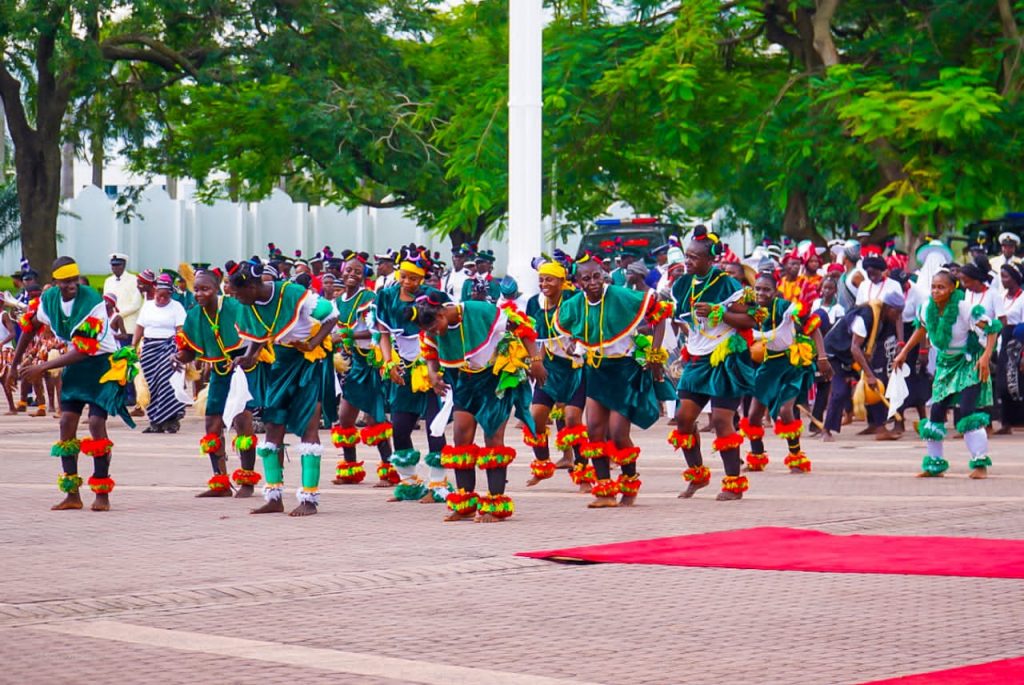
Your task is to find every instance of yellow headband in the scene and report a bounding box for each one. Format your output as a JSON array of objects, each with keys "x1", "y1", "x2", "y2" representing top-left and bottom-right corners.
[
  {"x1": 399, "y1": 261, "x2": 426, "y2": 278},
  {"x1": 538, "y1": 262, "x2": 566, "y2": 280},
  {"x1": 52, "y1": 263, "x2": 80, "y2": 280}
]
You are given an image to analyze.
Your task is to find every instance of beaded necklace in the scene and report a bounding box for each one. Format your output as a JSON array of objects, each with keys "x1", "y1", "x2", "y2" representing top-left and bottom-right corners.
[
  {"x1": 583, "y1": 292, "x2": 606, "y2": 368},
  {"x1": 250, "y1": 283, "x2": 285, "y2": 340},
  {"x1": 201, "y1": 300, "x2": 232, "y2": 376}
]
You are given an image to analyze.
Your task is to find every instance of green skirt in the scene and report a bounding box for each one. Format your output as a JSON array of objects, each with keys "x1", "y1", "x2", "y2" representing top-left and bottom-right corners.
[
  {"x1": 262, "y1": 345, "x2": 332, "y2": 437},
  {"x1": 676, "y1": 353, "x2": 754, "y2": 400},
  {"x1": 454, "y1": 368, "x2": 533, "y2": 440},
  {"x1": 584, "y1": 357, "x2": 673, "y2": 430},
  {"x1": 341, "y1": 349, "x2": 388, "y2": 424},
  {"x1": 933, "y1": 350, "x2": 993, "y2": 407},
  {"x1": 388, "y1": 364, "x2": 430, "y2": 416},
  {"x1": 540, "y1": 355, "x2": 583, "y2": 404},
  {"x1": 62, "y1": 354, "x2": 134, "y2": 427},
  {"x1": 204, "y1": 363, "x2": 259, "y2": 417},
  {"x1": 753, "y1": 355, "x2": 813, "y2": 417}
]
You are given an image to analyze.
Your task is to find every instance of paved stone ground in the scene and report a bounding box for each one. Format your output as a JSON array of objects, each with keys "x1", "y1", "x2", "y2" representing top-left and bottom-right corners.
[{"x1": 1, "y1": 411, "x2": 1023, "y2": 684}]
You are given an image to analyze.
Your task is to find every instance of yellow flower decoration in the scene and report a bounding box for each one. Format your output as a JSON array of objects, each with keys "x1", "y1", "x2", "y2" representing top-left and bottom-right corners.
[{"x1": 789, "y1": 340, "x2": 814, "y2": 367}]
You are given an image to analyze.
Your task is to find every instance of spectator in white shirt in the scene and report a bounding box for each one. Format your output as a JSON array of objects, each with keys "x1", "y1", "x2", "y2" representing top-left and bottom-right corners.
[{"x1": 103, "y1": 253, "x2": 143, "y2": 332}]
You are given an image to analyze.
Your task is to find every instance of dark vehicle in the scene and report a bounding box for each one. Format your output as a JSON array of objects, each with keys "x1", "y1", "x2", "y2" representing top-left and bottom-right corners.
[
  {"x1": 576, "y1": 218, "x2": 679, "y2": 261},
  {"x1": 963, "y1": 213, "x2": 1024, "y2": 255}
]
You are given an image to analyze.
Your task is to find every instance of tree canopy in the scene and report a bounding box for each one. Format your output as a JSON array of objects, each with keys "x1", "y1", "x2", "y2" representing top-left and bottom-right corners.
[{"x1": 4, "y1": 0, "x2": 1024, "y2": 266}]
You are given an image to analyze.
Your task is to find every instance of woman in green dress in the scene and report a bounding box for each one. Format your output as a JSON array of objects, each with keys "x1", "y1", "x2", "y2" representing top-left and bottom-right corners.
[
  {"x1": 330, "y1": 251, "x2": 394, "y2": 486},
  {"x1": 230, "y1": 260, "x2": 338, "y2": 517},
  {"x1": 554, "y1": 254, "x2": 674, "y2": 509},
  {"x1": 11, "y1": 257, "x2": 135, "y2": 512},
  {"x1": 410, "y1": 296, "x2": 545, "y2": 522},
  {"x1": 739, "y1": 273, "x2": 831, "y2": 475},
  {"x1": 893, "y1": 270, "x2": 1001, "y2": 479},
  {"x1": 522, "y1": 259, "x2": 591, "y2": 491},
  {"x1": 175, "y1": 269, "x2": 261, "y2": 499},
  {"x1": 374, "y1": 255, "x2": 451, "y2": 502}
]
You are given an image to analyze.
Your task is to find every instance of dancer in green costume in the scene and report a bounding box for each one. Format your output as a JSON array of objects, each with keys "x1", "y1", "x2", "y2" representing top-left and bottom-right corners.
[
  {"x1": 176, "y1": 269, "x2": 261, "y2": 498},
  {"x1": 411, "y1": 297, "x2": 544, "y2": 522},
  {"x1": 522, "y1": 259, "x2": 591, "y2": 491},
  {"x1": 230, "y1": 261, "x2": 338, "y2": 517},
  {"x1": 329, "y1": 251, "x2": 394, "y2": 486},
  {"x1": 554, "y1": 254, "x2": 674, "y2": 509},
  {"x1": 893, "y1": 269, "x2": 1001, "y2": 479},
  {"x1": 739, "y1": 273, "x2": 831, "y2": 475},
  {"x1": 10, "y1": 257, "x2": 135, "y2": 511},
  {"x1": 374, "y1": 254, "x2": 450, "y2": 502},
  {"x1": 669, "y1": 227, "x2": 757, "y2": 501}
]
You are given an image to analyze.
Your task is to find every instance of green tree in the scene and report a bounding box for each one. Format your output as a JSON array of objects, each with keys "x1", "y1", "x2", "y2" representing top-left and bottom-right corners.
[{"x1": 0, "y1": 1, "x2": 242, "y2": 279}]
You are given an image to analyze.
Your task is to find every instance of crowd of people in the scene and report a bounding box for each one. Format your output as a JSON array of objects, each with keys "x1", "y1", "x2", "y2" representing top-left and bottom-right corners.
[{"x1": 5, "y1": 226, "x2": 1019, "y2": 517}]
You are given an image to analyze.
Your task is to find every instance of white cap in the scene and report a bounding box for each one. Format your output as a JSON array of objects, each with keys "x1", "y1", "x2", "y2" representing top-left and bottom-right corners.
[
  {"x1": 999, "y1": 232, "x2": 1020, "y2": 245},
  {"x1": 110, "y1": 252, "x2": 129, "y2": 262}
]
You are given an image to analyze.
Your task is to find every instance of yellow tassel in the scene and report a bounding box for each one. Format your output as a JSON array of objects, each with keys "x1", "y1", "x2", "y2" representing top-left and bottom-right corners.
[
  {"x1": 788, "y1": 341, "x2": 814, "y2": 367},
  {"x1": 257, "y1": 343, "x2": 275, "y2": 365},
  {"x1": 99, "y1": 357, "x2": 130, "y2": 386},
  {"x1": 410, "y1": 362, "x2": 432, "y2": 393},
  {"x1": 709, "y1": 338, "x2": 731, "y2": 367},
  {"x1": 492, "y1": 338, "x2": 530, "y2": 376}
]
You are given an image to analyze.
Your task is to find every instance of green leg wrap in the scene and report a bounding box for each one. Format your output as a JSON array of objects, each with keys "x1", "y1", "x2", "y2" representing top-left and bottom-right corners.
[
  {"x1": 301, "y1": 453, "x2": 322, "y2": 490},
  {"x1": 968, "y1": 455, "x2": 992, "y2": 469},
  {"x1": 259, "y1": 444, "x2": 283, "y2": 484}
]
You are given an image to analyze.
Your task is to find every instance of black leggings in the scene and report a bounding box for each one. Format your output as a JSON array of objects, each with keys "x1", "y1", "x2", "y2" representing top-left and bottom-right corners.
[
  {"x1": 392, "y1": 395, "x2": 446, "y2": 454},
  {"x1": 930, "y1": 384, "x2": 981, "y2": 425}
]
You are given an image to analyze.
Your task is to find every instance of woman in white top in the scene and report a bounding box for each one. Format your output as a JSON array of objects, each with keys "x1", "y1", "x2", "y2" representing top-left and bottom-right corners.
[
  {"x1": 995, "y1": 263, "x2": 1024, "y2": 434},
  {"x1": 894, "y1": 270, "x2": 1001, "y2": 479},
  {"x1": 133, "y1": 274, "x2": 187, "y2": 433}
]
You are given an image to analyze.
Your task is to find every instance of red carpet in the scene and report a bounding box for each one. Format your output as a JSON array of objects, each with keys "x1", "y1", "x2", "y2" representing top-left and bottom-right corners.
[
  {"x1": 518, "y1": 526, "x2": 1024, "y2": 578},
  {"x1": 858, "y1": 656, "x2": 1024, "y2": 684}
]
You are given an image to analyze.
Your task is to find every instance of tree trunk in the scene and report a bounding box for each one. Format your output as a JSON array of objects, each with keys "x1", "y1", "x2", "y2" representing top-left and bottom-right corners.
[
  {"x1": 0, "y1": 107, "x2": 6, "y2": 183},
  {"x1": 91, "y1": 131, "x2": 104, "y2": 188},
  {"x1": 782, "y1": 189, "x2": 816, "y2": 240},
  {"x1": 14, "y1": 136, "x2": 61, "y2": 280},
  {"x1": 166, "y1": 175, "x2": 178, "y2": 199},
  {"x1": 61, "y1": 141, "x2": 74, "y2": 200}
]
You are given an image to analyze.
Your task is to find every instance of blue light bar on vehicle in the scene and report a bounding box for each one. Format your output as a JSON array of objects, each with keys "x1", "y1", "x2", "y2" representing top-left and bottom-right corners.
[{"x1": 595, "y1": 219, "x2": 621, "y2": 226}]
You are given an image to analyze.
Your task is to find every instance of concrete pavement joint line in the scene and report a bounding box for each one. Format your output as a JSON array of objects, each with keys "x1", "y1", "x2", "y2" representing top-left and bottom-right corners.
[{"x1": 34, "y1": 620, "x2": 605, "y2": 685}]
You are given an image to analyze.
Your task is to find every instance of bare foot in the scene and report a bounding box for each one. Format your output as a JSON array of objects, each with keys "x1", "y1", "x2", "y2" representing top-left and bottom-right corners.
[
  {"x1": 552, "y1": 455, "x2": 573, "y2": 469},
  {"x1": 288, "y1": 502, "x2": 318, "y2": 516},
  {"x1": 196, "y1": 488, "x2": 232, "y2": 498},
  {"x1": 916, "y1": 471, "x2": 944, "y2": 478},
  {"x1": 619, "y1": 495, "x2": 637, "y2": 507},
  {"x1": 875, "y1": 429, "x2": 900, "y2": 442},
  {"x1": 418, "y1": 492, "x2": 437, "y2": 503},
  {"x1": 678, "y1": 481, "x2": 709, "y2": 499},
  {"x1": 235, "y1": 484, "x2": 255, "y2": 498},
  {"x1": 443, "y1": 510, "x2": 475, "y2": 522},
  {"x1": 842, "y1": 412, "x2": 853, "y2": 426},
  {"x1": 857, "y1": 425, "x2": 878, "y2": 436},
  {"x1": 715, "y1": 490, "x2": 743, "y2": 501},
  {"x1": 822, "y1": 432, "x2": 836, "y2": 443},
  {"x1": 51, "y1": 493, "x2": 83, "y2": 510},
  {"x1": 994, "y1": 426, "x2": 1013, "y2": 436},
  {"x1": 587, "y1": 496, "x2": 619, "y2": 509},
  {"x1": 969, "y1": 467, "x2": 988, "y2": 480},
  {"x1": 577, "y1": 483, "x2": 591, "y2": 493},
  {"x1": 789, "y1": 467, "x2": 807, "y2": 474},
  {"x1": 372, "y1": 479, "x2": 392, "y2": 488},
  {"x1": 475, "y1": 513, "x2": 502, "y2": 523},
  {"x1": 526, "y1": 476, "x2": 542, "y2": 487},
  {"x1": 4, "y1": 410, "x2": 18, "y2": 416},
  {"x1": 251, "y1": 499, "x2": 285, "y2": 514},
  {"x1": 91, "y1": 493, "x2": 110, "y2": 511},
  {"x1": 33, "y1": 406, "x2": 46, "y2": 417}
]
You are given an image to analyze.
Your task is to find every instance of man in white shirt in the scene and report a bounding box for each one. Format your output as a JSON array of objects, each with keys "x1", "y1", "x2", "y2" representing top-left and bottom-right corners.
[
  {"x1": 374, "y1": 250, "x2": 398, "y2": 290},
  {"x1": 442, "y1": 246, "x2": 473, "y2": 302},
  {"x1": 103, "y1": 253, "x2": 143, "y2": 332},
  {"x1": 855, "y1": 255, "x2": 903, "y2": 306}
]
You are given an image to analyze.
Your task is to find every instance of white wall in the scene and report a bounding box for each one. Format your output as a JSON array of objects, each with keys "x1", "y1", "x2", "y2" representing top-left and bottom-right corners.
[{"x1": 0, "y1": 185, "x2": 581, "y2": 278}]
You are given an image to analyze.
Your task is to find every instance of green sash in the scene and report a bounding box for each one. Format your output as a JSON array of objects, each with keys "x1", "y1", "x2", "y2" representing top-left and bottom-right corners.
[
  {"x1": 434, "y1": 301, "x2": 501, "y2": 366},
  {"x1": 670, "y1": 267, "x2": 742, "y2": 313},
  {"x1": 181, "y1": 297, "x2": 244, "y2": 362},
  {"x1": 40, "y1": 285, "x2": 103, "y2": 343},
  {"x1": 555, "y1": 285, "x2": 652, "y2": 349},
  {"x1": 527, "y1": 289, "x2": 579, "y2": 340},
  {"x1": 335, "y1": 288, "x2": 374, "y2": 327},
  {"x1": 236, "y1": 282, "x2": 308, "y2": 342}
]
